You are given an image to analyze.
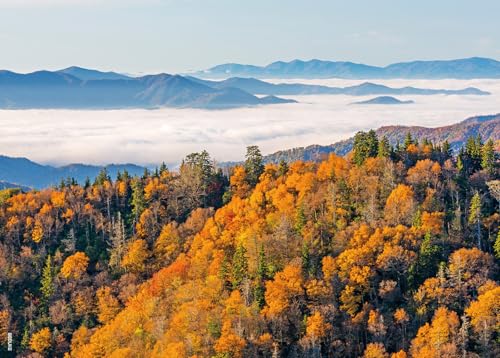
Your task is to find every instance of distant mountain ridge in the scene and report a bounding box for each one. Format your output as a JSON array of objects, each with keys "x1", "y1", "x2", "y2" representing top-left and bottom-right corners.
[
  {"x1": 0, "y1": 70, "x2": 294, "y2": 109},
  {"x1": 259, "y1": 114, "x2": 500, "y2": 164},
  {"x1": 0, "y1": 155, "x2": 146, "y2": 189},
  {"x1": 196, "y1": 57, "x2": 500, "y2": 79},
  {"x1": 57, "y1": 66, "x2": 131, "y2": 81},
  {"x1": 187, "y1": 77, "x2": 489, "y2": 96}
]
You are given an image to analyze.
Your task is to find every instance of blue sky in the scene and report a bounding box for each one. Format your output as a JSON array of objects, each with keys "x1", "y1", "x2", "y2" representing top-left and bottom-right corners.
[{"x1": 0, "y1": 0, "x2": 499, "y2": 74}]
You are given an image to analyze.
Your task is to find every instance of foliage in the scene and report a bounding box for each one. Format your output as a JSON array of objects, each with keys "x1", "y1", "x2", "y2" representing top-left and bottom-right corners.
[{"x1": 0, "y1": 139, "x2": 498, "y2": 357}]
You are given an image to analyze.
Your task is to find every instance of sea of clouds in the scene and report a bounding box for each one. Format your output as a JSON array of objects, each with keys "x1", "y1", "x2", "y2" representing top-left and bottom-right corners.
[{"x1": 0, "y1": 79, "x2": 499, "y2": 167}]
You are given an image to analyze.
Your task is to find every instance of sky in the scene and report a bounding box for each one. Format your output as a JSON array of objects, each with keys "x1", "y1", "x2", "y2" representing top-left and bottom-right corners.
[{"x1": 0, "y1": 0, "x2": 499, "y2": 74}]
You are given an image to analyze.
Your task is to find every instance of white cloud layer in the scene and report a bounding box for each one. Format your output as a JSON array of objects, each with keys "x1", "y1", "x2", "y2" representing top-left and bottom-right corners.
[{"x1": 0, "y1": 79, "x2": 499, "y2": 167}]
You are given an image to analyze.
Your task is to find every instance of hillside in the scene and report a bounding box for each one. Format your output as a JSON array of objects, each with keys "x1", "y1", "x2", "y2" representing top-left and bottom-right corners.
[
  {"x1": 1, "y1": 137, "x2": 497, "y2": 357},
  {"x1": 262, "y1": 113, "x2": 500, "y2": 164},
  {"x1": 0, "y1": 70, "x2": 294, "y2": 109},
  {"x1": 0, "y1": 155, "x2": 146, "y2": 189},
  {"x1": 196, "y1": 57, "x2": 500, "y2": 79}
]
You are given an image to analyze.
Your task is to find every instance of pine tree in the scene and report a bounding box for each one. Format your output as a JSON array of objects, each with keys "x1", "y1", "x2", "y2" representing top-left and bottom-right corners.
[
  {"x1": 159, "y1": 162, "x2": 168, "y2": 175},
  {"x1": 404, "y1": 132, "x2": 414, "y2": 149},
  {"x1": 468, "y1": 192, "x2": 482, "y2": 249},
  {"x1": 278, "y1": 159, "x2": 289, "y2": 177},
  {"x1": 254, "y1": 245, "x2": 268, "y2": 308},
  {"x1": 94, "y1": 168, "x2": 110, "y2": 186},
  {"x1": 131, "y1": 179, "x2": 145, "y2": 228},
  {"x1": 353, "y1": 130, "x2": 379, "y2": 165},
  {"x1": 232, "y1": 243, "x2": 248, "y2": 289},
  {"x1": 377, "y1": 136, "x2": 391, "y2": 158},
  {"x1": 442, "y1": 140, "x2": 451, "y2": 159},
  {"x1": 295, "y1": 205, "x2": 306, "y2": 233},
  {"x1": 493, "y1": 230, "x2": 500, "y2": 259},
  {"x1": 481, "y1": 139, "x2": 495, "y2": 174},
  {"x1": 244, "y1": 145, "x2": 264, "y2": 187},
  {"x1": 40, "y1": 255, "x2": 55, "y2": 303}
]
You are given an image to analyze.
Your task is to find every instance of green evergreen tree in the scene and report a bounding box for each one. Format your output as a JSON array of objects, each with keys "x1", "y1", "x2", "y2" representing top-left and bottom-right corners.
[
  {"x1": 295, "y1": 205, "x2": 306, "y2": 233},
  {"x1": 40, "y1": 255, "x2": 55, "y2": 303},
  {"x1": 232, "y1": 243, "x2": 248, "y2": 289},
  {"x1": 94, "y1": 168, "x2": 110, "y2": 186},
  {"x1": 468, "y1": 192, "x2": 482, "y2": 249},
  {"x1": 254, "y1": 245, "x2": 268, "y2": 308},
  {"x1": 377, "y1": 136, "x2": 391, "y2": 158},
  {"x1": 442, "y1": 140, "x2": 451, "y2": 159},
  {"x1": 494, "y1": 230, "x2": 500, "y2": 259},
  {"x1": 131, "y1": 179, "x2": 145, "y2": 227},
  {"x1": 278, "y1": 159, "x2": 289, "y2": 177},
  {"x1": 218, "y1": 254, "x2": 232, "y2": 291},
  {"x1": 184, "y1": 150, "x2": 214, "y2": 188},
  {"x1": 244, "y1": 145, "x2": 264, "y2": 187},
  {"x1": 404, "y1": 132, "x2": 414, "y2": 149},
  {"x1": 481, "y1": 139, "x2": 495, "y2": 174},
  {"x1": 409, "y1": 232, "x2": 441, "y2": 288},
  {"x1": 159, "y1": 162, "x2": 168, "y2": 175},
  {"x1": 353, "y1": 130, "x2": 379, "y2": 165}
]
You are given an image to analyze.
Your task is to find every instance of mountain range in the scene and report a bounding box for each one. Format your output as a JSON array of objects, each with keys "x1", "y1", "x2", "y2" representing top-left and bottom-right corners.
[
  {"x1": 0, "y1": 66, "x2": 488, "y2": 110},
  {"x1": 0, "y1": 155, "x2": 146, "y2": 189},
  {"x1": 196, "y1": 57, "x2": 500, "y2": 79},
  {"x1": 0, "y1": 68, "x2": 294, "y2": 109},
  {"x1": 187, "y1": 76, "x2": 489, "y2": 96},
  {"x1": 257, "y1": 113, "x2": 500, "y2": 164}
]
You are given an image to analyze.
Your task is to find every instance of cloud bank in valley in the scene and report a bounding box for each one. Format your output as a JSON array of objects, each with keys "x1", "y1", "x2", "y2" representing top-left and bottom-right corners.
[{"x1": 1, "y1": 79, "x2": 499, "y2": 167}]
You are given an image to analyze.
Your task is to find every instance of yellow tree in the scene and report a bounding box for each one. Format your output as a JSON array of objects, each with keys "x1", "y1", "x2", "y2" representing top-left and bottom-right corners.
[
  {"x1": 263, "y1": 264, "x2": 304, "y2": 318},
  {"x1": 30, "y1": 327, "x2": 52, "y2": 354},
  {"x1": 214, "y1": 320, "x2": 246, "y2": 358},
  {"x1": 384, "y1": 185, "x2": 415, "y2": 226},
  {"x1": 410, "y1": 306, "x2": 460, "y2": 358},
  {"x1": 154, "y1": 222, "x2": 181, "y2": 266},
  {"x1": 465, "y1": 285, "x2": 500, "y2": 352},
  {"x1": 121, "y1": 239, "x2": 150, "y2": 274},
  {"x1": 304, "y1": 311, "x2": 332, "y2": 348},
  {"x1": 32, "y1": 221, "x2": 44, "y2": 243},
  {"x1": 363, "y1": 342, "x2": 388, "y2": 358},
  {"x1": 60, "y1": 252, "x2": 89, "y2": 280},
  {"x1": 96, "y1": 286, "x2": 121, "y2": 324}
]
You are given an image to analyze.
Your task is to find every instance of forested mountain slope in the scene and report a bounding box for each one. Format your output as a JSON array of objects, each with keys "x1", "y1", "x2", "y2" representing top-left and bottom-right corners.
[
  {"x1": 261, "y1": 113, "x2": 500, "y2": 164},
  {"x1": 0, "y1": 134, "x2": 498, "y2": 357}
]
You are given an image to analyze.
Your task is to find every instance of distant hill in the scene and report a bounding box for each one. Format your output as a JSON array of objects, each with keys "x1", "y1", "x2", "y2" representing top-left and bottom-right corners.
[
  {"x1": 187, "y1": 77, "x2": 489, "y2": 96},
  {"x1": 0, "y1": 181, "x2": 31, "y2": 191},
  {"x1": 195, "y1": 57, "x2": 500, "y2": 79},
  {"x1": 0, "y1": 155, "x2": 146, "y2": 189},
  {"x1": 57, "y1": 66, "x2": 131, "y2": 81},
  {"x1": 352, "y1": 96, "x2": 414, "y2": 105},
  {"x1": 0, "y1": 70, "x2": 295, "y2": 109},
  {"x1": 260, "y1": 114, "x2": 500, "y2": 164}
]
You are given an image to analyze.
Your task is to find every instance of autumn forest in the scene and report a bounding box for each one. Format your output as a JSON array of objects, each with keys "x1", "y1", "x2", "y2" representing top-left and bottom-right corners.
[{"x1": 0, "y1": 132, "x2": 499, "y2": 358}]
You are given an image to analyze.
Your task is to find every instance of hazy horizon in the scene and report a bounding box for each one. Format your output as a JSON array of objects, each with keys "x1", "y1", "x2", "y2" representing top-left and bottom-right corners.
[{"x1": 1, "y1": 1, "x2": 499, "y2": 74}]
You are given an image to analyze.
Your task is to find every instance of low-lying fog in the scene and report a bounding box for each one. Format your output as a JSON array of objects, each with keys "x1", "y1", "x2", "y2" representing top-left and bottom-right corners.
[{"x1": 1, "y1": 79, "x2": 499, "y2": 166}]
